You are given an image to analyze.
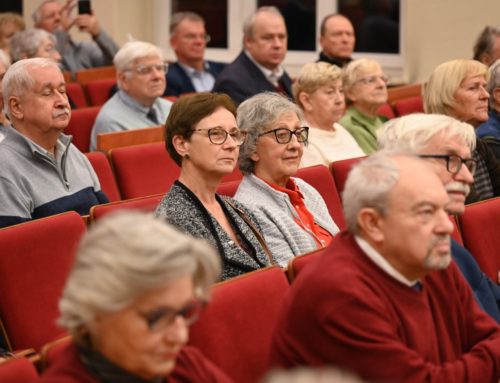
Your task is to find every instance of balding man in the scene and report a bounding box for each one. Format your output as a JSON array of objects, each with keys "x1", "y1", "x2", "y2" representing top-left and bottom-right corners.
[
  {"x1": 212, "y1": 6, "x2": 292, "y2": 105},
  {"x1": 317, "y1": 13, "x2": 355, "y2": 68}
]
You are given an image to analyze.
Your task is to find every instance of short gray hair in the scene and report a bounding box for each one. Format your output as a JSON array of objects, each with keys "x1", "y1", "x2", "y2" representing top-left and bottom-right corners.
[
  {"x1": 237, "y1": 92, "x2": 303, "y2": 174},
  {"x1": 170, "y1": 11, "x2": 204, "y2": 35},
  {"x1": 113, "y1": 41, "x2": 164, "y2": 73},
  {"x1": 32, "y1": 0, "x2": 58, "y2": 25},
  {"x1": 243, "y1": 6, "x2": 283, "y2": 39},
  {"x1": 377, "y1": 113, "x2": 476, "y2": 153},
  {"x1": 487, "y1": 59, "x2": 500, "y2": 109},
  {"x1": 473, "y1": 26, "x2": 500, "y2": 62},
  {"x1": 10, "y1": 28, "x2": 56, "y2": 62},
  {"x1": 2, "y1": 57, "x2": 60, "y2": 119},
  {"x1": 343, "y1": 151, "x2": 404, "y2": 234},
  {"x1": 58, "y1": 211, "x2": 221, "y2": 337}
]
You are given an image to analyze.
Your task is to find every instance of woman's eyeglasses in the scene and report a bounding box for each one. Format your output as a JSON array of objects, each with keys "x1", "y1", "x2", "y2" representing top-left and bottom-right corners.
[
  {"x1": 139, "y1": 300, "x2": 206, "y2": 332},
  {"x1": 193, "y1": 127, "x2": 247, "y2": 146},
  {"x1": 258, "y1": 126, "x2": 309, "y2": 144}
]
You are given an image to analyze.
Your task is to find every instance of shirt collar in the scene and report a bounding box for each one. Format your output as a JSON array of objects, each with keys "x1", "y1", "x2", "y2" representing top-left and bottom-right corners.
[
  {"x1": 244, "y1": 50, "x2": 284, "y2": 82},
  {"x1": 178, "y1": 61, "x2": 209, "y2": 75},
  {"x1": 354, "y1": 235, "x2": 420, "y2": 287},
  {"x1": 117, "y1": 89, "x2": 154, "y2": 114}
]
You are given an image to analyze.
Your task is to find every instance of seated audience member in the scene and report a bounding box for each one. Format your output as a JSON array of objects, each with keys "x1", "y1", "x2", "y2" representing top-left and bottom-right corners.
[
  {"x1": 33, "y1": 0, "x2": 119, "y2": 72},
  {"x1": 165, "y1": 12, "x2": 226, "y2": 96},
  {"x1": 270, "y1": 151, "x2": 500, "y2": 382},
  {"x1": 477, "y1": 59, "x2": 500, "y2": 157},
  {"x1": 212, "y1": 6, "x2": 293, "y2": 105},
  {"x1": 10, "y1": 28, "x2": 61, "y2": 63},
  {"x1": 293, "y1": 62, "x2": 364, "y2": 167},
  {"x1": 317, "y1": 13, "x2": 355, "y2": 68},
  {"x1": 378, "y1": 113, "x2": 500, "y2": 321},
  {"x1": 0, "y1": 12, "x2": 24, "y2": 59},
  {"x1": 473, "y1": 26, "x2": 500, "y2": 67},
  {"x1": 263, "y1": 367, "x2": 367, "y2": 383},
  {"x1": 0, "y1": 58, "x2": 108, "y2": 228},
  {"x1": 339, "y1": 58, "x2": 389, "y2": 154},
  {"x1": 155, "y1": 93, "x2": 271, "y2": 280},
  {"x1": 0, "y1": 49, "x2": 9, "y2": 140},
  {"x1": 90, "y1": 41, "x2": 173, "y2": 151},
  {"x1": 38, "y1": 211, "x2": 233, "y2": 382},
  {"x1": 424, "y1": 58, "x2": 500, "y2": 202},
  {"x1": 234, "y1": 92, "x2": 339, "y2": 264}
]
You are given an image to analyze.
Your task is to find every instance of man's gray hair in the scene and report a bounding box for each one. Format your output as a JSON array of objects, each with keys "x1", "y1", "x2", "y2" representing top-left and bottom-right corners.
[
  {"x1": 487, "y1": 59, "x2": 500, "y2": 109},
  {"x1": 343, "y1": 151, "x2": 404, "y2": 234},
  {"x1": 243, "y1": 6, "x2": 283, "y2": 39},
  {"x1": 377, "y1": 113, "x2": 476, "y2": 153},
  {"x1": 58, "y1": 211, "x2": 221, "y2": 337},
  {"x1": 169, "y1": 11, "x2": 204, "y2": 35},
  {"x1": 237, "y1": 92, "x2": 303, "y2": 174},
  {"x1": 113, "y1": 41, "x2": 164, "y2": 74},
  {"x1": 32, "y1": 0, "x2": 58, "y2": 25},
  {"x1": 2, "y1": 57, "x2": 59, "y2": 119},
  {"x1": 10, "y1": 28, "x2": 56, "y2": 63},
  {"x1": 473, "y1": 26, "x2": 500, "y2": 62}
]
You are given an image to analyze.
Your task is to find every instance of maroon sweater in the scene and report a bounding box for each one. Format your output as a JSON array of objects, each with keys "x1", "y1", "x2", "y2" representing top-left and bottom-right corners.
[
  {"x1": 37, "y1": 342, "x2": 233, "y2": 383},
  {"x1": 270, "y1": 232, "x2": 500, "y2": 383}
]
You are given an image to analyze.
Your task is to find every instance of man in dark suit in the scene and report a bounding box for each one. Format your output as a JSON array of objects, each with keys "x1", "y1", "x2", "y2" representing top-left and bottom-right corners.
[
  {"x1": 212, "y1": 6, "x2": 293, "y2": 105},
  {"x1": 164, "y1": 12, "x2": 226, "y2": 97},
  {"x1": 317, "y1": 13, "x2": 355, "y2": 68}
]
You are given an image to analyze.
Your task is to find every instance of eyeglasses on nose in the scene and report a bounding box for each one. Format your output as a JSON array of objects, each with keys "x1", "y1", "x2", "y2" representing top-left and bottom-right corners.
[
  {"x1": 193, "y1": 127, "x2": 247, "y2": 145},
  {"x1": 419, "y1": 154, "x2": 477, "y2": 175},
  {"x1": 181, "y1": 33, "x2": 211, "y2": 43},
  {"x1": 355, "y1": 75, "x2": 390, "y2": 85},
  {"x1": 127, "y1": 63, "x2": 168, "y2": 76},
  {"x1": 140, "y1": 300, "x2": 206, "y2": 332},
  {"x1": 258, "y1": 126, "x2": 309, "y2": 144}
]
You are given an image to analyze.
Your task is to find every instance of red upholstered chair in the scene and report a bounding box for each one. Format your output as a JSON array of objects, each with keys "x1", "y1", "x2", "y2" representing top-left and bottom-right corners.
[
  {"x1": 189, "y1": 266, "x2": 289, "y2": 383},
  {"x1": 110, "y1": 142, "x2": 179, "y2": 199},
  {"x1": 65, "y1": 106, "x2": 101, "y2": 153},
  {"x1": 377, "y1": 103, "x2": 395, "y2": 119},
  {"x1": 450, "y1": 215, "x2": 463, "y2": 245},
  {"x1": 330, "y1": 156, "x2": 366, "y2": 198},
  {"x1": 0, "y1": 357, "x2": 39, "y2": 381},
  {"x1": 89, "y1": 193, "x2": 165, "y2": 223},
  {"x1": 286, "y1": 247, "x2": 326, "y2": 283},
  {"x1": 65, "y1": 82, "x2": 88, "y2": 108},
  {"x1": 39, "y1": 335, "x2": 72, "y2": 371},
  {"x1": 458, "y1": 197, "x2": 500, "y2": 281},
  {"x1": 216, "y1": 180, "x2": 241, "y2": 197},
  {"x1": 84, "y1": 151, "x2": 121, "y2": 202},
  {"x1": 393, "y1": 95, "x2": 424, "y2": 116},
  {"x1": 0, "y1": 212, "x2": 85, "y2": 351},
  {"x1": 86, "y1": 78, "x2": 116, "y2": 106},
  {"x1": 296, "y1": 165, "x2": 345, "y2": 230}
]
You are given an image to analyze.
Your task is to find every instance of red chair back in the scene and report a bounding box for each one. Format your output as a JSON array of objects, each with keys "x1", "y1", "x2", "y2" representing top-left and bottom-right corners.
[
  {"x1": 0, "y1": 357, "x2": 39, "y2": 382},
  {"x1": 393, "y1": 95, "x2": 424, "y2": 116},
  {"x1": 89, "y1": 193, "x2": 164, "y2": 223},
  {"x1": 377, "y1": 103, "x2": 395, "y2": 119},
  {"x1": 110, "y1": 142, "x2": 179, "y2": 199},
  {"x1": 66, "y1": 82, "x2": 88, "y2": 108},
  {"x1": 189, "y1": 267, "x2": 289, "y2": 383},
  {"x1": 65, "y1": 106, "x2": 100, "y2": 153},
  {"x1": 84, "y1": 152, "x2": 121, "y2": 202},
  {"x1": 458, "y1": 197, "x2": 500, "y2": 281},
  {"x1": 0, "y1": 212, "x2": 85, "y2": 351},
  {"x1": 216, "y1": 180, "x2": 241, "y2": 197},
  {"x1": 330, "y1": 156, "x2": 366, "y2": 198},
  {"x1": 86, "y1": 78, "x2": 116, "y2": 106},
  {"x1": 287, "y1": 247, "x2": 326, "y2": 282}
]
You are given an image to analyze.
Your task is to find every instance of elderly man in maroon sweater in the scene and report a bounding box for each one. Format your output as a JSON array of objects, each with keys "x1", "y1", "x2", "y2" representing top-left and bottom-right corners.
[{"x1": 269, "y1": 152, "x2": 500, "y2": 383}]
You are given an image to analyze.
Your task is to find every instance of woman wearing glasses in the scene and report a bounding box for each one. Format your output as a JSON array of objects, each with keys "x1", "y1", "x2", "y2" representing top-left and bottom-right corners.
[
  {"x1": 339, "y1": 58, "x2": 389, "y2": 154},
  {"x1": 155, "y1": 92, "x2": 271, "y2": 281},
  {"x1": 38, "y1": 211, "x2": 232, "y2": 382},
  {"x1": 234, "y1": 92, "x2": 339, "y2": 265}
]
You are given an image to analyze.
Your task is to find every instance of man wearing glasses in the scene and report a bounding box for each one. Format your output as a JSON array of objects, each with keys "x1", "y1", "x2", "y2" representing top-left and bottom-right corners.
[
  {"x1": 378, "y1": 113, "x2": 500, "y2": 322},
  {"x1": 165, "y1": 12, "x2": 226, "y2": 97},
  {"x1": 90, "y1": 41, "x2": 173, "y2": 151}
]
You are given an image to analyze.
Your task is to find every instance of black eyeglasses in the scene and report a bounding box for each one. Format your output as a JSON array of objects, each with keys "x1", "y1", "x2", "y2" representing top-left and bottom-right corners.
[
  {"x1": 193, "y1": 127, "x2": 247, "y2": 146},
  {"x1": 419, "y1": 154, "x2": 477, "y2": 175},
  {"x1": 139, "y1": 300, "x2": 206, "y2": 332},
  {"x1": 126, "y1": 63, "x2": 168, "y2": 76},
  {"x1": 258, "y1": 126, "x2": 309, "y2": 144}
]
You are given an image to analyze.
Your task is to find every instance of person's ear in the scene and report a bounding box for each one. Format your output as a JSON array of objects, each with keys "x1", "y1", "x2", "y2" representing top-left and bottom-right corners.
[
  {"x1": 298, "y1": 91, "x2": 313, "y2": 112},
  {"x1": 492, "y1": 87, "x2": 500, "y2": 108},
  {"x1": 357, "y1": 207, "x2": 385, "y2": 243},
  {"x1": 172, "y1": 135, "x2": 190, "y2": 159},
  {"x1": 8, "y1": 96, "x2": 23, "y2": 120},
  {"x1": 117, "y1": 71, "x2": 129, "y2": 91}
]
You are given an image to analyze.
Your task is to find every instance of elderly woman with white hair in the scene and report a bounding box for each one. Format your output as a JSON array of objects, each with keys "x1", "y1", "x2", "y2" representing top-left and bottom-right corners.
[
  {"x1": 293, "y1": 61, "x2": 364, "y2": 167},
  {"x1": 424, "y1": 58, "x2": 500, "y2": 202},
  {"x1": 38, "y1": 212, "x2": 233, "y2": 382},
  {"x1": 234, "y1": 92, "x2": 339, "y2": 266},
  {"x1": 0, "y1": 49, "x2": 9, "y2": 140},
  {"x1": 339, "y1": 58, "x2": 389, "y2": 154},
  {"x1": 90, "y1": 40, "x2": 173, "y2": 151},
  {"x1": 477, "y1": 59, "x2": 500, "y2": 158},
  {"x1": 10, "y1": 28, "x2": 61, "y2": 63}
]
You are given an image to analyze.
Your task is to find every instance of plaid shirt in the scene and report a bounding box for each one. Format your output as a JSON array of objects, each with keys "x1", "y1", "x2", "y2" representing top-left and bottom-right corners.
[{"x1": 473, "y1": 149, "x2": 494, "y2": 200}]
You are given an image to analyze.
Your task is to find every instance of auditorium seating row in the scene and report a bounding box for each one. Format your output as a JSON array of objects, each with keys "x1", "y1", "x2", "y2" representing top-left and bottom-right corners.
[{"x1": 1, "y1": 157, "x2": 500, "y2": 381}]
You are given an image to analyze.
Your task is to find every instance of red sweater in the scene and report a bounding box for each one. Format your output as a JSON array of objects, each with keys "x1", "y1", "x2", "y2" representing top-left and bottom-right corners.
[
  {"x1": 36, "y1": 342, "x2": 233, "y2": 383},
  {"x1": 270, "y1": 232, "x2": 500, "y2": 383}
]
